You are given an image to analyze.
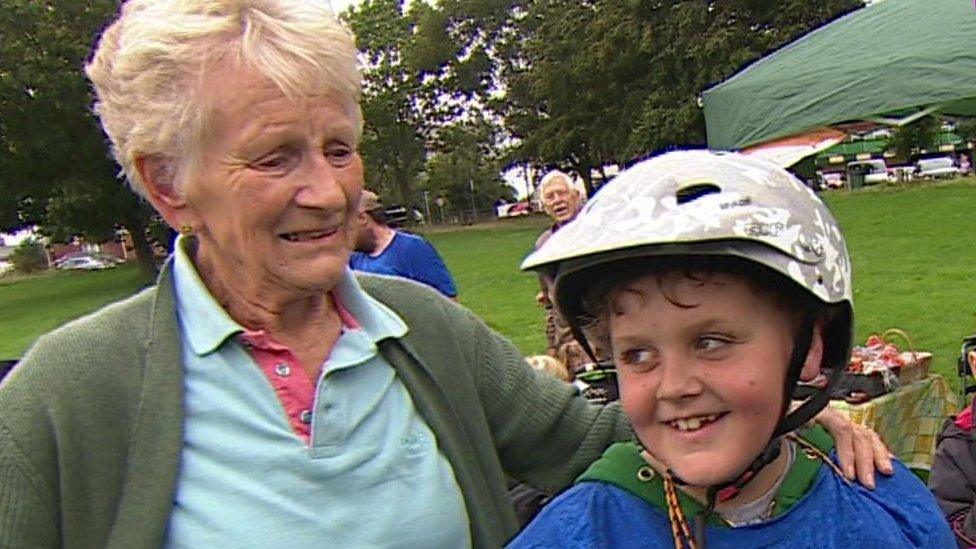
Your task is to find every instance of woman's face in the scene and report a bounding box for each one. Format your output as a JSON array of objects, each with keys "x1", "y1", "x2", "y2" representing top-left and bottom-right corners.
[
  {"x1": 178, "y1": 61, "x2": 363, "y2": 297},
  {"x1": 607, "y1": 272, "x2": 821, "y2": 487}
]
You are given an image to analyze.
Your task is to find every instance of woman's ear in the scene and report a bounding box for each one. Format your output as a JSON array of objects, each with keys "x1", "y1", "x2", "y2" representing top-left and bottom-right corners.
[
  {"x1": 799, "y1": 322, "x2": 825, "y2": 382},
  {"x1": 134, "y1": 155, "x2": 190, "y2": 228}
]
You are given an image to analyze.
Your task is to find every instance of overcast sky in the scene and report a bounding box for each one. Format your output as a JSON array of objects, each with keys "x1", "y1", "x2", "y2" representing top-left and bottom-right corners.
[{"x1": 330, "y1": 0, "x2": 362, "y2": 14}]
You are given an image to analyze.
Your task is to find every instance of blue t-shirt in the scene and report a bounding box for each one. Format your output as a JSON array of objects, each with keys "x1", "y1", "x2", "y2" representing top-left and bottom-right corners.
[
  {"x1": 350, "y1": 231, "x2": 458, "y2": 297},
  {"x1": 508, "y1": 455, "x2": 954, "y2": 548}
]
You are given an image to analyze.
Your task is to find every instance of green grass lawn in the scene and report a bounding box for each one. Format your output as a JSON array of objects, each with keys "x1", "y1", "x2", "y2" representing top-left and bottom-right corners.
[
  {"x1": 4, "y1": 179, "x2": 976, "y2": 395},
  {"x1": 821, "y1": 179, "x2": 976, "y2": 390},
  {"x1": 0, "y1": 265, "x2": 148, "y2": 359},
  {"x1": 423, "y1": 216, "x2": 551, "y2": 353},
  {"x1": 427, "y1": 179, "x2": 976, "y2": 392}
]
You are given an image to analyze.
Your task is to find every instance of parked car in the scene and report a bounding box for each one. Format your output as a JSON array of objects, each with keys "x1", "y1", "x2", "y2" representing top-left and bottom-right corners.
[
  {"x1": 914, "y1": 157, "x2": 960, "y2": 179},
  {"x1": 860, "y1": 128, "x2": 892, "y2": 141},
  {"x1": 58, "y1": 256, "x2": 115, "y2": 271},
  {"x1": 817, "y1": 171, "x2": 845, "y2": 189},
  {"x1": 846, "y1": 159, "x2": 892, "y2": 186},
  {"x1": 496, "y1": 201, "x2": 531, "y2": 218}
]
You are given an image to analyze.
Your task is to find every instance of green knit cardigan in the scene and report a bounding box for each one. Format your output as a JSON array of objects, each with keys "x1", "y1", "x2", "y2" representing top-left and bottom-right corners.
[{"x1": 0, "y1": 263, "x2": 630, "y2": 548}]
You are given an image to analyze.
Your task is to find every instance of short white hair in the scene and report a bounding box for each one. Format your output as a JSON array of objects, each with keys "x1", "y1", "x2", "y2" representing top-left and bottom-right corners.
[
  {"x1": 85, "y1": 0, "x2": 362, "y2": 197},
  {"x1": 539, "y1": 169, "x2": 585, "y2": 199}
]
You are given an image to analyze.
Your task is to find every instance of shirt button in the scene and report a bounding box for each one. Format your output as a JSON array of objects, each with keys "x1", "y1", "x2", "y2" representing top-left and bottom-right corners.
[
  {"x1": 300, "y1": 409, "x2": 313, "y2": 424},
  {"x1": 274, "y1": 363, "x2": 291, "y2": 377}
]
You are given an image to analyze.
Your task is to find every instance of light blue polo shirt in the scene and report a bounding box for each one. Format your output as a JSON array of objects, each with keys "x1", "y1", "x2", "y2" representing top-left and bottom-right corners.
[{"x1": 164, "y1": 238, "x2": 470, "y2": 548}]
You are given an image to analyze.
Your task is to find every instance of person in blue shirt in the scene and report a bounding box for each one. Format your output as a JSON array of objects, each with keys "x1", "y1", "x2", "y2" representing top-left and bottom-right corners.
[
  {"x1": 513, "y1": 150, "x2": 954, "y2": 548},
  {"x1": 350, "y1": 190, "x2": 458, "y2": 299}
]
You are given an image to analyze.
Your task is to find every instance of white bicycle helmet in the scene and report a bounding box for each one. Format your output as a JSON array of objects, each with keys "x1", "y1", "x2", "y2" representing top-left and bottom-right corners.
[{"x1": 522, "y1": 149, "x2": 852, "y2": 380}]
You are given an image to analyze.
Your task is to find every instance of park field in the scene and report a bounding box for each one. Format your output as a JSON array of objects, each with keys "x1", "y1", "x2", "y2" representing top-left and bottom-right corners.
[
  {"x1": 430, "y1": 178, "x2": 976, "y2": 392},
  {"x1": 3, "y1": 179, "x2": 976, "y2": 394}
]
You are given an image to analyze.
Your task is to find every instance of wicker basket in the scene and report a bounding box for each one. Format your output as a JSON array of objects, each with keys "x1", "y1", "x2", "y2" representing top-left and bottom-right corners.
[{"x1": 830, "y1": 328, "x2": 931, "y2": 401}]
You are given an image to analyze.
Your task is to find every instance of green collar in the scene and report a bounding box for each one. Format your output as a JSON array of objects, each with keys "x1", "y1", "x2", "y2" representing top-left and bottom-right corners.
[{"x1": 576, "y1": 425, "x2": 835, "y2": 528}]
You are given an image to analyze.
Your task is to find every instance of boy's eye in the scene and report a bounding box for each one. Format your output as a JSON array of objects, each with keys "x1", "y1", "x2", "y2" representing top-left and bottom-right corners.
[
  {"x1": 695, "y1": 335, "x2": 733, "y2": 354},
  {"x1": 618, "y1": 348, "x2": 658, "y2": 372}
]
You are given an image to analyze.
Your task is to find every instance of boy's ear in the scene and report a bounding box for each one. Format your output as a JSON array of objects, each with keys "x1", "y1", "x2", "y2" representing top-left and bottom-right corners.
[{"x1": 798, "y1": 323, "x2": 825, "y2": 382}]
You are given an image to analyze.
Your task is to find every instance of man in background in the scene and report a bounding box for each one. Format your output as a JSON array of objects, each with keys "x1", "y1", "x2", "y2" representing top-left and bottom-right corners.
[
  {"x1": 533, "y1": 171, "x2": 587, "y2": 370},
  {"x1": 351, "y1": 190, "x2": 459, "y2": 299}
]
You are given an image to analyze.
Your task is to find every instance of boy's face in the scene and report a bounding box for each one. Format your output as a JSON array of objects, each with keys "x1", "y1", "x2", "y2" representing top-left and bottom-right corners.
[{"x1": 608, "y1": 271, "x2": 821, "y2": 487}]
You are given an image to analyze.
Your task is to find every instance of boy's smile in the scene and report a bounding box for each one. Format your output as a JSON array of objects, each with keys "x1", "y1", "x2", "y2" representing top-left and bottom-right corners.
[
  {"x1": 608, "y1": 270, "x2": 822, "y2": 497},
  {"x1": 665, "y1": 412, "x2": 727, "y2": 433}
]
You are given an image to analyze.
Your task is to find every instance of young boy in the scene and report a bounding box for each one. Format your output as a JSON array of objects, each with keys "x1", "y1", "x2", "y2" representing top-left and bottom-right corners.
[{"x1": 511, "y1": 150, "x2": 953, "y2": 548}]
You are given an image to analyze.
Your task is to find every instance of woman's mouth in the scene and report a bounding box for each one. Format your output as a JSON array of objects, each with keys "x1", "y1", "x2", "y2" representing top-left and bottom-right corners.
[{"x1": 280, "y1": 227, "x2": 337, "y2": 242}]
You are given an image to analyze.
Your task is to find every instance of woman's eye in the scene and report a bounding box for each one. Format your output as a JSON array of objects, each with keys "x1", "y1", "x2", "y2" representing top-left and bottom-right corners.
[{"x1": 252, "y1": 149, "x2": 296, "y2": 172}]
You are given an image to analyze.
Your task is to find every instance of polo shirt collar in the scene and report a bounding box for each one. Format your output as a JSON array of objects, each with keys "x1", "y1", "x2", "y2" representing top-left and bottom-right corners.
[
  {"x1": 335, "y1": 271, "x2": 408, "y2": 342},
  {"x1": 171, "y1": 235, "x2": 407, "y2": 356}
]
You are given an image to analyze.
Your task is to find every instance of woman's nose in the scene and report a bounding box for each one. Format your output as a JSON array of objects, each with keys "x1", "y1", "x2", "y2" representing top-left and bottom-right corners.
[{"x1": 294, "y1": 155, "x2": 347, "y2": 208}]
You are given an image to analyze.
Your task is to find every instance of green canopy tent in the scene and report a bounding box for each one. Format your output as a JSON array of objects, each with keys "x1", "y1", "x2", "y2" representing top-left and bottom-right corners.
[{"x1": 702, "y1": 0, "x2": 976, "y2": 152}]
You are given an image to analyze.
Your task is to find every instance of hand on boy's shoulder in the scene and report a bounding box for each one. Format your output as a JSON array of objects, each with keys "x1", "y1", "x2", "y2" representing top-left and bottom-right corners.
[{"x1": 810, "y1": 408, "x2": 893, "y2": 489}]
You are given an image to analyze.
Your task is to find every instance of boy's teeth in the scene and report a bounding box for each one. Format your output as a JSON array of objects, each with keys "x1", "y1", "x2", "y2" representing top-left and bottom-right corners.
[{"x1": 672, "y1": 414, "x2": 719, "y2": 432}]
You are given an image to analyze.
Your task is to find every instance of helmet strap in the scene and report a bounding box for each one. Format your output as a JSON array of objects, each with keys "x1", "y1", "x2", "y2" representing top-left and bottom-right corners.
[
  {"x1": 774, "y1": 312, "x2": 840, "y2": 437},
  {"x1": 569, "y1": 322, "x2": 601, "y2": 364}
]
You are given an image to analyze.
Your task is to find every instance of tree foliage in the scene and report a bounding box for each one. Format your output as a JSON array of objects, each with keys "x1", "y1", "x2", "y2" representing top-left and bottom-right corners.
[
  {"x1": 890, "y1": 116, "x2": 940, "y2": 159},
  {"x1": 419, "y1": 116, "x2": 514, "y2": 220},
  {"x1": 344, "y1": 0, "x2": 428, "y2": 206},
  {"x1": 0, "y1": 0, "x2": 158, "y2": 278},
  {"x1": 401, "y1": 0, "x2": 861, "y2": 195},
  {"x1": 10, "y1": 238, "x2": 47, "y2": 274},
  {"x1": 2, "y1": 0, "x2": 862, "y2": 260},
  {"x1": 955, "y1": 118, "x2": 976, "y2": 145}
]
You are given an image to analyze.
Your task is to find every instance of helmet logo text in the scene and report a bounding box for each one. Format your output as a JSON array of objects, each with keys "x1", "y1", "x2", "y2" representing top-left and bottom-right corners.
[{"x1": 744, "y1": 221, "x2": 784, "y2": 237}]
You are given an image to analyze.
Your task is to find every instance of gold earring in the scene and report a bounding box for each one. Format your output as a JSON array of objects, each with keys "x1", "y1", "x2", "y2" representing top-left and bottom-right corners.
[{"x1": 179, "y1": 223, "x2": 194, "y2": 236}]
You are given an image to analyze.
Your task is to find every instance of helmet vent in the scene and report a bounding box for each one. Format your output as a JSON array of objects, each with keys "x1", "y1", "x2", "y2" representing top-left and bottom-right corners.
[{"x1": 676, "y1": 183, "x2": 721, "y2": 205}]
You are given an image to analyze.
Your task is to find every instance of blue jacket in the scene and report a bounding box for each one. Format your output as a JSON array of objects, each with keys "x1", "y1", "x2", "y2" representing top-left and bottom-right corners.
[{"x1": 510, "y1": 431, "x2": 954, "y2": 548}]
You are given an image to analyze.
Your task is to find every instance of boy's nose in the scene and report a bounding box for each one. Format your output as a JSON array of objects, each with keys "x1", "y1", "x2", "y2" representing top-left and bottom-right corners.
[{"x1": 656, "y1": 356, "x2": 704, "y2": 401}]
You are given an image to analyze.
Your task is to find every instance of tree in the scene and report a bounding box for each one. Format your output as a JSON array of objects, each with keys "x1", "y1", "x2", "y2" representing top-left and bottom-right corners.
[
  {"x1": 409, "y1": 0, "x2": 861, "y2": 195},
  {"x1": 500, "y1": 1, "x2": 644, "y2": 194},
  {"x1": 420, "y1": 117, "x2": 514, "y2": 221},
  {"x1": 344, "y1": 0, "x2": 432, "y2": 206},
  {"x1": 890, "y1": 116, "x2": 940, "y2": 160},
  {"x1": 0, "y1": 0, "x2": 159, "y2": 279},
  {"x1": 10, "y1": 238, "x2": 47, "y2": 274},
  {"x1": 625, "y1": 0, "x2": 863, "y2": 157},
  {"x1": 955, "y1": 117, "x2": 976, "y2": 145}
]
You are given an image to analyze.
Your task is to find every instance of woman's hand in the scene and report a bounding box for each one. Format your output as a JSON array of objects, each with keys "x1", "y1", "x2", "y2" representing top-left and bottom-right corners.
[{"x1": 815, "y1": 406, "x2": 893, "y2": 489}]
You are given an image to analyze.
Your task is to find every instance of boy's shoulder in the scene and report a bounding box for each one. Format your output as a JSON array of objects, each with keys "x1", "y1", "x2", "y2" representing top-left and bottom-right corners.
[
  {"x1": 575, "y1": 426, "x2": 836, "y2": 526},
  {"x1": 573, "y1": 428, "x2": 952, "y2": 547},
  {"x1": 512, "y1": 428, "x2": 955, "y2": 547}
]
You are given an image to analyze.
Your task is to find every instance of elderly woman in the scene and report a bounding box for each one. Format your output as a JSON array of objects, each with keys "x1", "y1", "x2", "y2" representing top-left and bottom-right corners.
[{"x1": 0, "y1": 1, "x2": 889, "y2": 547}]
